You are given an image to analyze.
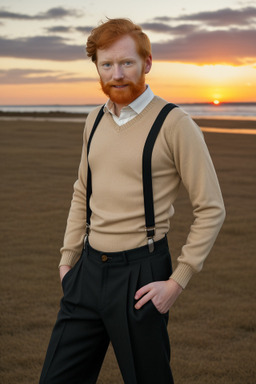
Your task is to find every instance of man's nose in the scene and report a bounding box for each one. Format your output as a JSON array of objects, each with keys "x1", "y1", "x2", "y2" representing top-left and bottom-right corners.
[{"x1": 113, "y1": 65, "x2": 124, "y2": 80}]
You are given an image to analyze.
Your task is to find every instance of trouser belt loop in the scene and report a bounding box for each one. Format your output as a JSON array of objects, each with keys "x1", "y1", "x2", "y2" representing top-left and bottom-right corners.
[{"x1": 122, "y1": 251, "x2": 129, "y2": 265}]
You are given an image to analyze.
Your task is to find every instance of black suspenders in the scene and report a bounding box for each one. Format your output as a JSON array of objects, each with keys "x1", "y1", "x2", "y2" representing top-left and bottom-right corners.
[
  {"x1": 85, "y1": 103, "x2": 177, "y2": 251},
  {"x1": 142, "y1": 103, "x2": 177, "y2": 251},
  {"x1": 85, "y1": 105, "x2": 105, "y2": 237}
]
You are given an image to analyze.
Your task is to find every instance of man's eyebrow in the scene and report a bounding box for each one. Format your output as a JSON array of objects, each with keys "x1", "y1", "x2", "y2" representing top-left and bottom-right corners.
[{"x1": 99, "y1": 56, "x2": 136, "y2": 62}]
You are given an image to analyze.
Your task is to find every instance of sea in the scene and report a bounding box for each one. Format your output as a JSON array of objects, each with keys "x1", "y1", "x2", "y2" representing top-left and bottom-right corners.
[{"x1": 0, "y1": 103, "x2": 256, "y2": 118}]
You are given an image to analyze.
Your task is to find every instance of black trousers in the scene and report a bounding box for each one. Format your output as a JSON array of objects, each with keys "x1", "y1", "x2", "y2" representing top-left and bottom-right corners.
[{"x1": 39, "y1": 237, "x2": 174, "y2": 384}]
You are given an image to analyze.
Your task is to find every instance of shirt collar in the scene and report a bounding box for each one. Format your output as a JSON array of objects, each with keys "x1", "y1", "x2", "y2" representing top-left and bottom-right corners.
[{"x1": 104, "y1": 85, "x2": 155, "y2": 117}]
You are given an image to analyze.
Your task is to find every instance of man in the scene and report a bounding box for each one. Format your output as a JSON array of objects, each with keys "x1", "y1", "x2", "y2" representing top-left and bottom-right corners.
[{"x1": 39, "y1": 18, "x2": 225, "y2": 384}]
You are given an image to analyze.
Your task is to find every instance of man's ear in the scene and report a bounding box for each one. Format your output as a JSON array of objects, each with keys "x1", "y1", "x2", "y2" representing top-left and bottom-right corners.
[{"x1": 144, "y1": 55, "x2": 152, "y2": 74}]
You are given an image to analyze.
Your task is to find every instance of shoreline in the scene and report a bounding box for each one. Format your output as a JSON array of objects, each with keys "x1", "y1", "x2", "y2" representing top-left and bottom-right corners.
[{"x1": 1, "y1": 113, "x2": 256, "y2": 133}]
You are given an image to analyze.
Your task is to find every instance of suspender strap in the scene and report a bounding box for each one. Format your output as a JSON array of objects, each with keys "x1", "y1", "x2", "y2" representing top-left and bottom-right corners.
[
  {"x1": 85, "y1": 105, "x2": 104, "y2": 237},
  {"x1": 142, "y1": 103, "x2": 177, "y2": 252}
]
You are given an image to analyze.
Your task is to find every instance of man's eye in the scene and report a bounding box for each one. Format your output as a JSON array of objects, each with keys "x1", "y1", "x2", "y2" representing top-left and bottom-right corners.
[
  {"x1": 124, "y1": 61, "x2": 132, "y2": 66},
  {"x1": 103, "y1": 63, "x2": 111, "y2": 68}
]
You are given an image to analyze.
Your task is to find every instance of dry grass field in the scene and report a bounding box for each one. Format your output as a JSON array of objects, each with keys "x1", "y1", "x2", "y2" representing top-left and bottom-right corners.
[{"x1": 0, "y1": 116, "x2": 255, "y2": 383}]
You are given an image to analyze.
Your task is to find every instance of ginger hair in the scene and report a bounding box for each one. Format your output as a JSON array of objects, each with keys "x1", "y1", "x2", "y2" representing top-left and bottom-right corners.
[{"x1": 86, "y1": 18, "x2": 151, "y2": 63}]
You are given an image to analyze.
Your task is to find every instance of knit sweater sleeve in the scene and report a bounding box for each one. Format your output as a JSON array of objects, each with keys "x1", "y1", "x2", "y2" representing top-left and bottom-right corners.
[
  {"x1": 168, "y1": 112, "x2": 226, "y2": 288},
  {"x1": 59, "y1": 121, "x2": 89, "y2": 267}
]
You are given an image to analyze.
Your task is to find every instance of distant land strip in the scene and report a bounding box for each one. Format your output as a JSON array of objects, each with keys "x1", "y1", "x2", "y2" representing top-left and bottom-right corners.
[
  {"x1": 193, "y1": 118, "x2": 256, "y2": 129},
  {"x1": 1, "y1": 112, "x2": 256, "y2": 132}
]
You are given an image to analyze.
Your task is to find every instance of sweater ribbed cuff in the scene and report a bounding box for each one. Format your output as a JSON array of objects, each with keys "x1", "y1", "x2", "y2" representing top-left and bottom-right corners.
[
  {"x1": 170, "y1": 263, "x2": 195, "y2": 289},
  {"x1": 59, "y1": 250, "x2": 81, "y2": 268}
]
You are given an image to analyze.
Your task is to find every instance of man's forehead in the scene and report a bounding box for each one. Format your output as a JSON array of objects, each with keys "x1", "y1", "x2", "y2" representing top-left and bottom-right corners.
[{"x1": 97, "y1": 35, "x2": 138, "y2": 58}]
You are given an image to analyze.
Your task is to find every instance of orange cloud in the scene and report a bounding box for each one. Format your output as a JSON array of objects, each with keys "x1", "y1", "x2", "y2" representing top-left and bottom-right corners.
[{"x1": 151, "y1": 29, "x2": 256, "y2": 66}]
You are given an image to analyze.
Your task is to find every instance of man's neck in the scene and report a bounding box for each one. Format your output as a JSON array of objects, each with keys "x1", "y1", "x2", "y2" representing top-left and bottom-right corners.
[{"x1": 113, "y1": 102, "x2": 126, "y2": 117}]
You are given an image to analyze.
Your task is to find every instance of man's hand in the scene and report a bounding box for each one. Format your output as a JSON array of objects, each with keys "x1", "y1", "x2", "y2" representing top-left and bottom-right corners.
[
  {"x1": 134, "y1": 279, "x2": 183, "y2": 314},
  {"x1": 59, "y1": 265, "x2": 72, "y2": 282}
]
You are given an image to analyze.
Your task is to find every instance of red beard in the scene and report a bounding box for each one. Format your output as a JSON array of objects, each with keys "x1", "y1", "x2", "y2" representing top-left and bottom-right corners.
[{"x1": 100, "y1": 74, "x2": 146, "y2": 106}]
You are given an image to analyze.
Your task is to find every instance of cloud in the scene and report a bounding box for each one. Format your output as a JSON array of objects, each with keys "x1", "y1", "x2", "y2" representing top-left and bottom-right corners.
[
  {"x1": 0, "y1": 35, "x2": 86, "y2": 61},
  {"x1": 46, "y1": 26, "x2": 73, "y2": 33},
  {"x1": 0, "y1": 7, "x2": 82, "y2": 20},
  {"x1": 0, "y1": 68, "x2": 96, "y2": 84},
  {"x1": 151, "y1": 28, "x2": 256, "y2": 65},
  {"x1": 76, "y1": 26, "x2": 94, "y2": 34},
  {"x1": 153, "y1": 17, "x2": 173, "y2": 23},
  {"x1": 45, "y1": 26, "x2": 93, "y2": 34},
  {"x1": 144, "y1": 8, "x2": 256, "y2": 65},
  {"x1": 178, "y1": 6, "x2": 256, "y2": 27},
  {"x1": 153, "y1": 6, "x2": 256, "y2": 27},
  {"x1": 141, "y1": 22, "x2": 199, "y2": 35}
]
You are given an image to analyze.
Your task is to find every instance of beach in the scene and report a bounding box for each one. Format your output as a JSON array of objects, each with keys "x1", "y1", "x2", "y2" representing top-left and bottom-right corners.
[{"x1": 0, "y1": 115, "x2": 255, "y2": 384}]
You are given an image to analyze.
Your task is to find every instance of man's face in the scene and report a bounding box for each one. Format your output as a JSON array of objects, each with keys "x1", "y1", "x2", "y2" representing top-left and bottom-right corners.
[{"x1": 96, "y1": 35, "x2": 152, "y2": 110}]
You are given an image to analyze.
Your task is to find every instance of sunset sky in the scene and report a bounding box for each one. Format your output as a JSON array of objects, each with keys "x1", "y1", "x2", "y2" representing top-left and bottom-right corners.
[{"x1": 0, "y1": 0, "x2": 255, "y2": 105}]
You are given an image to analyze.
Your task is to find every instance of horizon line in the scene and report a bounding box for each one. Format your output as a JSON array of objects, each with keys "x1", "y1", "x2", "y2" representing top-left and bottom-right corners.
[{"x1": 1, "y1": 101, "x2": 256, "y2": 107}]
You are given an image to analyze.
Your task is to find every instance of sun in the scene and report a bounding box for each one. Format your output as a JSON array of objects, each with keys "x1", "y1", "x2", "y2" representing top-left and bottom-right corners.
[{"x1": 213, "y1": 100, "x2": 220, "y2": 105}]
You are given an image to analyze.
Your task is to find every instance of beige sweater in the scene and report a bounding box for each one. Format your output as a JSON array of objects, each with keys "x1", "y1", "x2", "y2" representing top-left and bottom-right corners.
[{"x1": 60, "y1": 96, "x2": 225, "y2": 288}]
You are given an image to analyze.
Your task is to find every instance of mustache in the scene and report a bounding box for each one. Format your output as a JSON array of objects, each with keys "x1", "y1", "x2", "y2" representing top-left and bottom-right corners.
[
  {"x1": 104, "y1": 81, "x2": 133, "y2": 87},
  {"x1": 100, "y1": 79, "x2": 134, "y2": 87}
]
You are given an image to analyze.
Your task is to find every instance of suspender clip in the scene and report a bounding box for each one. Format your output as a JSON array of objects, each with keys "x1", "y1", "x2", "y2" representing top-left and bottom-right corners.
[
  {"x1": 147, "y1": 237, "x2": 154, "y2": 253},
  {"x1": 145, "y1": 227, "x2": 155, "y2": 253},
  {"x1": 84, "y1": 223, "x2": 90, "y2": 248}
]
